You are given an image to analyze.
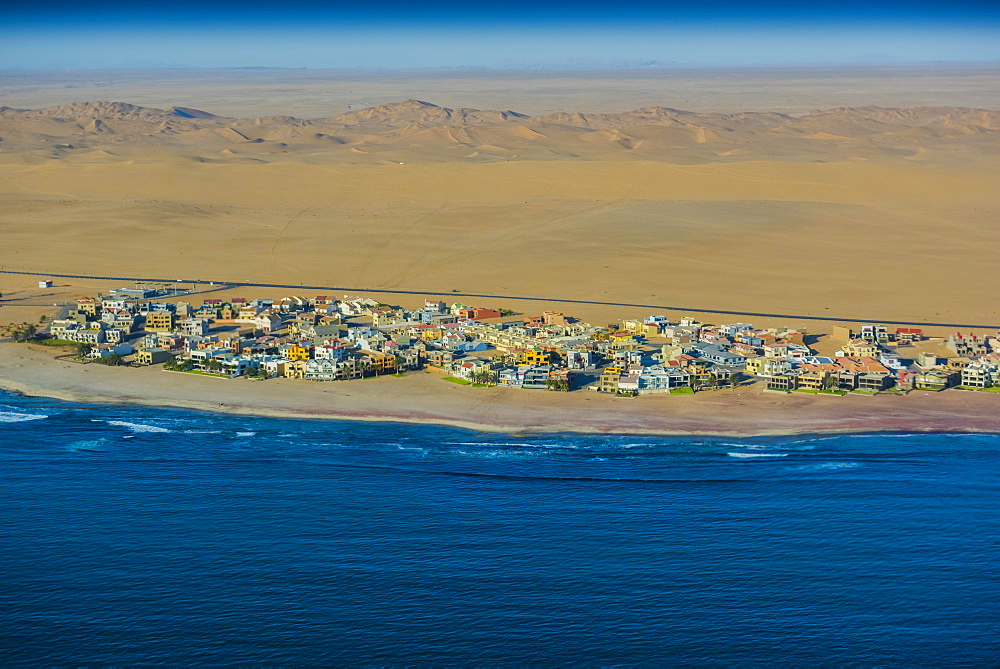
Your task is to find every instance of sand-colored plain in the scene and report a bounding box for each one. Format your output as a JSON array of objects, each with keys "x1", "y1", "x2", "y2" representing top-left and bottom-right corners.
[{"x1": 2, "y1": 158, "x2": 998, "y2": 325}]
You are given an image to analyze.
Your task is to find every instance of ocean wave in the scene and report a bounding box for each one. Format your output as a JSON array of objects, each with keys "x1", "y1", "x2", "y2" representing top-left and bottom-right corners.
[
  {"x1": 453, "y1": 449, "x2": 547, "y2": 459},
  {"x1": 67, "y1": 439, "x2": 107, "y2": 452},
  {"x1": 104, "y1": 420, "x2": 171, "y2": 434},
  {"x1": 793, "y1": 462, "x2": 861, "y2": 471},
  {"x1": 236, "y1": 431, "x2": 256, "y2": 437},
  {"x1": 0, "y1": 410, "x2": 48, "y2": 423},
  {"x1": 727, "y1": 452, "x2": 788, "y2": 458},
  {"x1": 450, "y1": 441, "x2": 573, "y2": 450},
  {"x1": 185, "y1": 429, "x2": 222, "y2": 435}
]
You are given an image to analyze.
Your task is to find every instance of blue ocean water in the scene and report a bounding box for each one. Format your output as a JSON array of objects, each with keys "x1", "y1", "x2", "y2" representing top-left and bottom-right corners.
[{"x1": 0, "y1": 388, "x2": 998, "y2": 665}]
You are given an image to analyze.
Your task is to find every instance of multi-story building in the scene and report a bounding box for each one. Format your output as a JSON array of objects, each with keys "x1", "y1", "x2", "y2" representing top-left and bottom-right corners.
[
  {"x1": 135, "y1": 348, "x2": 176, "y2": 365},
  {"x1": 914, "y1": 369, "x2": 961, "y2": 391},
  {"x1": 961, "y1": 360, "x2": 1000, "y2": 389},
  {"x1": 859, "y1": 324, "x2": 890, "y2": 344},
  {"x1": 145, "y1": 311, "x2": 175, "y2": 332},
  {"x1": 948, "y1": 333, "x2": 990, "y2": 357},
  {"x1": 841, "y1": 339, "x2": 880, "y2": 359}
]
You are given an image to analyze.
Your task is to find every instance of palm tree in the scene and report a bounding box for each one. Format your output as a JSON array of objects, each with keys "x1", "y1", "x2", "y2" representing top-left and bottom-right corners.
[
  {"x1": 545, "y1": 377, "x2": 570, "y2": 392},
  {"x1": 11, "y1": 323, "x2": 38, "y2": 342}
]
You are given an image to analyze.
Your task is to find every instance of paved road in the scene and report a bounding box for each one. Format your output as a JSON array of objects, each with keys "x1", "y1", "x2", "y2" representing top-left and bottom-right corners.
[{"x1": 2, "y1": 269, "x2": 998, "y2": 330}]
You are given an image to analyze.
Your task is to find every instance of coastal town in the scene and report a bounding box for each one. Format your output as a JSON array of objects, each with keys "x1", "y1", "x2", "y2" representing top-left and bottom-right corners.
[{"x1": 5, "y1": 283, "x2": 1000, "y2": 398}]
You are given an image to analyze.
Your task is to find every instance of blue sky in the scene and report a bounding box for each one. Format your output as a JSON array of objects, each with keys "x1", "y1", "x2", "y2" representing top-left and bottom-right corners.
[{"x1": 2, "y1": 0, "x2": 998, "y2": 69}]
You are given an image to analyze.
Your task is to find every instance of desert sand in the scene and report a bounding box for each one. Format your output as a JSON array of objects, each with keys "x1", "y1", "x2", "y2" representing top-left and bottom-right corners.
[
  {"x1": 1, "y1": 72, "x2": 999, "y2": 329},
  {"x1": 2, "y1": 343, "x2": 998, "y2": 436}
]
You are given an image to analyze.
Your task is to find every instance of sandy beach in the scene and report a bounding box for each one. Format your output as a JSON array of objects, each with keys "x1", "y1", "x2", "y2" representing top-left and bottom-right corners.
[{"x1": 2, "y1": 343, "x2": 997, "y2": 436}]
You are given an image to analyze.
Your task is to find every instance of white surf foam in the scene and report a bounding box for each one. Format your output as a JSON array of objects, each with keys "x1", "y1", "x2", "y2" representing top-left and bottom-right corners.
[
  {"x1": 0, "y1": 410, "x2": 48, "y2": 423},
  {"x1": 67, "y1": 439, "x2": 107, "y2": 452},
  {"x1": 727, "y1": 452, "x2": 788, "y2": 458},
  {"x1": 797, "y1": 461, "x2": 861, "y2": 471},
  {"x1": 236, "y1": 431, "x2": 256, "y2": 437},
  {"x1": 105, "y1": 420, "x2": 171, "y2": 433}
]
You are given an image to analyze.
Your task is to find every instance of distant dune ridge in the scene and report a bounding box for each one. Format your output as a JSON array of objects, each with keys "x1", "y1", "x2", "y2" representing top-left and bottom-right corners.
[{"x1": 1, "y1": 99, "x2": 997, "y2": 164}]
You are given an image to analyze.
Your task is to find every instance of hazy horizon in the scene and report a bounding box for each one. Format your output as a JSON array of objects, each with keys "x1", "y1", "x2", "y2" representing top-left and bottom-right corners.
[{"x1": 2, "y1": 0, "x2": 997, "y2": 70}]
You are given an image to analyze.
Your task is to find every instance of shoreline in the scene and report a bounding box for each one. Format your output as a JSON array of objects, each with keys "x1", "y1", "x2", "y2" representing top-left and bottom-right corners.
[{"x1": 3, "y1": 343, "x2": 1000, "y2": 437}]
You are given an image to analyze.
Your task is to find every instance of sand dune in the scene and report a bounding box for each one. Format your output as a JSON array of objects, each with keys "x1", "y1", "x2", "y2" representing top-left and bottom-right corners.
[{"x1": 3, "y1": 99, "x2": 998, "y2": 166}]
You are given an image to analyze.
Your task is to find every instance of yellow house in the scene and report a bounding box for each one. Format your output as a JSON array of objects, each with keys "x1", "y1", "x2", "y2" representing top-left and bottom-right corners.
[
  {"x1": 283, "y1": 359, "x2": 307, "y2": 379},
  {"x1": 842, "y1": 339, "x2": 879, "y2": 358},
  {"x1": 361, "y1": 350, "x2": 398, "y2": 374},
  {"x1": 145, "y1": 312, "x2": 175, "y2": 332},
  {"x1": 621, "y1": 320, "x2": 644, "y2": 334},
  {"x1": 417, "y1": 327, "x2": 442, "y2": 341},
  {"x1": 287, "y1": 344, "x2": 313, "y2": 361},
  {"x1": 76, "y1": 296, "x2": 99, "y2": 316},
  {"x1": 743, "y1": 356, "x2": 767, "y2": 376},
  {"x1": 521, "y1": 348, "x2": 555, "y2": 365},
  {"x1": 135, "y1": 348, "x2": 176, "y2": 365},
  {"x1": 599, "y1": 364, "x2": 623, "y2": 393}
]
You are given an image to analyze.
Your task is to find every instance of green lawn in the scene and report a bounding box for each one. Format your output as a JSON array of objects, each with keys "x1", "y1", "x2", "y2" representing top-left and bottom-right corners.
[
  {"x1": 794, "y1": 388, "x2": 847, "y2": 395},
  {"x1": 669, "y1": 388, "x2": 695, "y2": 395},
  {"x1": 35, "y1": 338, "x2": 79, "y2": 347},
  {"x1": 443, "y1": 376, "x2": 472, "y2": 385}
]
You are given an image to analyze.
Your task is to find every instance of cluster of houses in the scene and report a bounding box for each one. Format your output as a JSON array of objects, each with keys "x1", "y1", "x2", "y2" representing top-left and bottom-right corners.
[
  {"x1": 754, "y1": 326, "x2": 1000, "y2": 393},
  {"x1": 42, "y1": 287, "x2": 1000, "y2": 395}
]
